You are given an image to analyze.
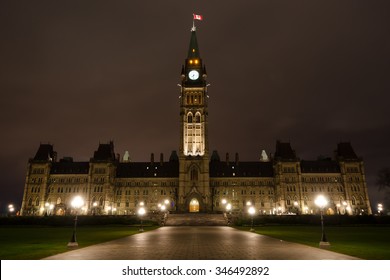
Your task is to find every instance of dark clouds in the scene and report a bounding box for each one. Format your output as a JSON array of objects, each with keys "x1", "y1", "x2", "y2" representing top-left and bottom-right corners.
[{"x1": 1, "y1": 0, "x2": 390, "y2": 212}]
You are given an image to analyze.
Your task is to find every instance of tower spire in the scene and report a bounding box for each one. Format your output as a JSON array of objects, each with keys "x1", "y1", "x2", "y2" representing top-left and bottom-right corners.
[{"x1": 187, "y1": 28, "x2": 200, "y2": 59}]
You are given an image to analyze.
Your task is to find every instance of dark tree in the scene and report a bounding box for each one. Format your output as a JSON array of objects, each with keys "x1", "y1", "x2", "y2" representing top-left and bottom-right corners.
[{"x1": 377, "y1": 168, "x2": 390, "y2": 191}]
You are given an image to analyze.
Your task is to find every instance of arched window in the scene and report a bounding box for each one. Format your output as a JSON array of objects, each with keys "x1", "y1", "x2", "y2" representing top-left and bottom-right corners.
[
  {"x1": 187, "y1": 113, "x2": 193, "y2": 123},
  {"x1": 99, "y1": 197, "x2": 104, "y2": 206},
  {"x1": 351, "y1": 196, "x2": 356, "y2": 205},
  {"x1": 28, "y1": 197, "x2": 33, "y2": 206},
  {"x1": 35, "y1": 197, "x2": 40, "y2": 206},
  {"x1": 195, "y1": 113, "x2": 201, "y2": 123}
]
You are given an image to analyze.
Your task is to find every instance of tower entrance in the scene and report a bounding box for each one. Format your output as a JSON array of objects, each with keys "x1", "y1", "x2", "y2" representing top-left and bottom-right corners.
[{"x1": 189, "y1": 198, "x2": 200, "y2": 212}]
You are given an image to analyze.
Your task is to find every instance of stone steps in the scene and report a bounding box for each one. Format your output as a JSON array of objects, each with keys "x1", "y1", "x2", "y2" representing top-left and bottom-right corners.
[{"x1": 164, "y1": 213, "x2": 227, "y2": 226}]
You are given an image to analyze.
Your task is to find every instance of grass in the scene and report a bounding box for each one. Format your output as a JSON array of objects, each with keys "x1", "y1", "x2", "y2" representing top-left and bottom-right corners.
[
  {"x1": 238, "y1": 225, "x2": 390, "y2": 259},
  {"x1": 0, "y1": 225, "x2": 157, "y2": 260}
]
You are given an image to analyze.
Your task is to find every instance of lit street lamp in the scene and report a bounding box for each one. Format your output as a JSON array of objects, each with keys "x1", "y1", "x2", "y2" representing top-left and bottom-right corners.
[
  {"x1": 336, "y1": 203, "x2": 341, "y2": 215},
  {"x1": 67, "y1": 196, "x2": 84, "y2": 247},
  {"x1": 8, "y1": 204, "x2": 15, "y2": 216},
  {"x1": 342, "y1": 201, "x2": 348, "y2": 215},
  {"x1": 138, "y1": 207, "x2": 146, "y2": 232},
  {"x1": 45, "y1": 202, "x2": 50, "y2": 216},
  {"x1": 315, "y1": 195, "x2": 330, "y2": 246},
  {"x1": 92, "y1": 202, "x2": 98, "y2": 215},
  {"x1": 293, "y1": 201, "x2": 299, "y2": 214},
  {"x1": 378, "y1": 203, "x2": 383, "y2": 215},
  {"x1": 248, "y1": 206, "x2": 256, "y2": 232},
  {"x1": 226, "y1": 203, "x2": 232, "y2": 213}
]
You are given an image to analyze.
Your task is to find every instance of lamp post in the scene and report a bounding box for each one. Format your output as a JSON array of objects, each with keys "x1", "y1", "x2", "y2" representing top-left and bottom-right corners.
[
  {"x1": 314, "y1": 195, "x2": 330, "y2": 246},
  {"x1": 8, "y1": 204, "x2": 15, "y2": 216},
  {"x1": 44, "y1": 202, "x2": 50, "y2": 216},
  {"x1": 221, "y1": 198, "x2": 227, "y2": 211},
  {"x1": 342, "y1": 201, "x2": 348, "y2": 215},
  {"x1": 67, "y1": 196, "x2": 84, "y2": 247},
  {"x1": 293, "y1": 201, "x2": 299, "y2": 214},
  {"x1": 377, "y1": 203, "x2": 383, "y2": 215},
  {"x1": 92, "y1": 202, "x2": 98, "y2": 215},
  {"x1": 336, "y1": 203, "x2": 341, "y2": 215},
  {"x1": 138, "y1": 207, "x2": 146, "y2": 232},
  {"x1": 248, "y1": 206, "x2": 256, "y2": 232},
  {"x1": 226, "y1": 203, "x2": 232, "y2": 213}
]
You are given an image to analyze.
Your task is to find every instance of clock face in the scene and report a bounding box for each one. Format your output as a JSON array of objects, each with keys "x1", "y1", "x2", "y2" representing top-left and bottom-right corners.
[{"x1": 188, "y1": 70, "x2": 199, "y2": 80}]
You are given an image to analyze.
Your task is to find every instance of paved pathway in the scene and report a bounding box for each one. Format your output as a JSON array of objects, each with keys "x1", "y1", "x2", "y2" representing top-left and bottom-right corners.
[{"x1": 44, "y1": 226, "x2": 358, "y2": 260}]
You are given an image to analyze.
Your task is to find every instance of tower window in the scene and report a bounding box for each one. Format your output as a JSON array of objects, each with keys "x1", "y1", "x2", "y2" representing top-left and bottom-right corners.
[{"x1": 195, "y1": 113, "x2": 201, "y2": 123}]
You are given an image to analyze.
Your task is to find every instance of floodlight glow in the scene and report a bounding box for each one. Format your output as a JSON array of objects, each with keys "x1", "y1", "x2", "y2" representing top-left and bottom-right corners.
[
  {"x1": 315, "y1": 195, "x2": 327, "y2": 208},
  {"x1": 138, "y1": 207, "x2": 146, "y2": 216},
  {"x1": 71, "y1": 196, "x2": 84, "y2": 209}
]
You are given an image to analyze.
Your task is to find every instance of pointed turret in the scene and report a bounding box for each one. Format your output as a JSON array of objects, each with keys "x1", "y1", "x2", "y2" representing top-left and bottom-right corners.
[{"x1": 187, "y1": 29, "x2": 200, "y2": 59}]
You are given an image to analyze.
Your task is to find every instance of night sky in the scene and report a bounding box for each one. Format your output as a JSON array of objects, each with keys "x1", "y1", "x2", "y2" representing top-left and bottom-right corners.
[{"x1": 1, "y1": 0, "x2": 389, "y2": 213}]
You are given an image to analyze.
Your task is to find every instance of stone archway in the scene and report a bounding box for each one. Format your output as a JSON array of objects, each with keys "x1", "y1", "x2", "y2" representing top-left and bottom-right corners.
[{"x1": 189, "y1": 198, "x2": 199, "y2": 212}]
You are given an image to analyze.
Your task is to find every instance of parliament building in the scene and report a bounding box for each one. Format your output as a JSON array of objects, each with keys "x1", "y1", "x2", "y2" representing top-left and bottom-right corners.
[{"x1": 20, "y1": 25, "x2": 372, "y2": 216}]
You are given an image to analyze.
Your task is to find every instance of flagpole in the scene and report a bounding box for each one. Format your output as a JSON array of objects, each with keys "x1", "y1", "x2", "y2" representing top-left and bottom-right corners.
[{"x1": 192, "y1": 14, "x2": 196, "y2": 31}]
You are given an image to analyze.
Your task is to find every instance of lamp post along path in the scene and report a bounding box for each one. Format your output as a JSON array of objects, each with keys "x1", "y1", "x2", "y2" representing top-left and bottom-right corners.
[
  {"x1": 138, "y1": 207, "x2": 146, "y2": 232},
  {"x1": 67, "y1": 196, "x2": 84, "y2": 248},
  {"x1": 248, "y1": 206, "x2": 256, "y2": 232},
  {"x1": 315, "y1": 195, "x2": 330, "y2": 247}
]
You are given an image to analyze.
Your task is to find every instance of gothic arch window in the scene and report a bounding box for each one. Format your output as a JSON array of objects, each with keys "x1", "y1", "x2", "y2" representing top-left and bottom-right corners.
[
  {"x1": 351, "y1": 196, "x2": 356, "y2": 205},
  {"x1": 35, "y1": 197, "x2": 40, "y2": 206},
  {"x1": 28, "y1": 197, "x2": 33, "y2": 206},
  {"x1": 99, "y1": 197, "x2": 104, "y2": 206},
  {"x1": 187, "y1": 113, "x2": 193, "y2": 123},
  {"x1": 195, "y1": 112, "x2": 201, "y2": 123}
]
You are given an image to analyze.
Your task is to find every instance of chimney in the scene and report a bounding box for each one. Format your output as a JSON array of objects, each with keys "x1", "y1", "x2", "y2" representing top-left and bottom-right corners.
[
  {"x1": 160, "y1": 153, "x2": 164, "y2": 166},
  {"x1": 235, "y1": 152, "x2": 239, "y2": 166},
  {"x1": 226, "y1": 153, "x2": 229, "y2": 166},
  {"x1": 150, "y1": 153, "x2": 154, "y2": 164}
]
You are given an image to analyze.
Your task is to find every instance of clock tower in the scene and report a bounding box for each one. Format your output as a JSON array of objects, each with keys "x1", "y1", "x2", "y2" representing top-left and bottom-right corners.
[{"x1": 178, "y1": 25, "x2": 211, "y2": 212}]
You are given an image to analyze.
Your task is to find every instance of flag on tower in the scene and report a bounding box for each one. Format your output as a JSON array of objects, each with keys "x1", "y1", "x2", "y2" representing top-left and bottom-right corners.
[{"x1": 193, "y1": 14, "x2": 203, "y2": 20}]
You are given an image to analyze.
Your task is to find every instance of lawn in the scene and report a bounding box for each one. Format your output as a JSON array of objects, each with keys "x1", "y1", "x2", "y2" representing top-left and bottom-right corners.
[
  {"x1": 238, "y1": 225, "x2": 390, "y2": 260},
  {"x1": 0, "y1": 225, "x2": 157, "y2": 260}
]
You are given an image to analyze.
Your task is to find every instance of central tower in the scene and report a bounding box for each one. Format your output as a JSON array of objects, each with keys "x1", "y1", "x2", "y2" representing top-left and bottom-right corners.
[{"x1": 178, "y1": 25, "x2": 211, "y2": 212}]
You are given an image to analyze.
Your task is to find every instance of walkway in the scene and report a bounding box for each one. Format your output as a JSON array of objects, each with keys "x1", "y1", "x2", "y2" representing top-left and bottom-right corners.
[{"x1": 44, "y1": 226, "x2": 358, "y2": 260}]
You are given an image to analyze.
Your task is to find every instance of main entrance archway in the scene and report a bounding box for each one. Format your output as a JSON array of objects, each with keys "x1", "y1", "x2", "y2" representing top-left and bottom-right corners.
[{"x1": 189, "y1": 198, "x2": 199, "y2": 212}]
